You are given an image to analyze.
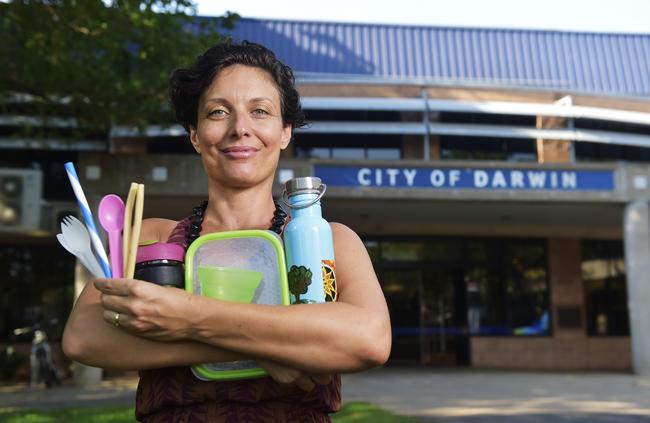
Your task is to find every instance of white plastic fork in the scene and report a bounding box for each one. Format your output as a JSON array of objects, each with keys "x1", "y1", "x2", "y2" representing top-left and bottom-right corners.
[
  {"x1": 56, "y1": 233, "x2": 104, "y2": 278},
  {"x1": 59, "y1": 215, "x2": 105, "y2": 278}
]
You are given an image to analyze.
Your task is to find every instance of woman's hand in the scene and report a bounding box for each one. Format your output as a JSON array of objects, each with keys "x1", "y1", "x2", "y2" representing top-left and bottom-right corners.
[
  {"x1": 258, "y1": 359, "x2": 331, "y2": 391},
  {"x1": 94, "y1": 278, "x2": 197, "y2": 342}
]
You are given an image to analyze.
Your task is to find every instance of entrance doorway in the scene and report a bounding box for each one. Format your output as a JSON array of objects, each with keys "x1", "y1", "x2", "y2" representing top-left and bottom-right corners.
[{"x1": 379, "y1": 265, "x2": 470, "y2": 366}]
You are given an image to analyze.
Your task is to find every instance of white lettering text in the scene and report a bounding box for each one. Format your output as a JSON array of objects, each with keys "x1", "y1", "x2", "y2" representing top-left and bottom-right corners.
[
  {"x1": 449, "y1": 170, "x2": 461, "y2": 187},
  {"x1": 511, "y1": 171, "x2": 524, "y2": 188},
  {"x1": 358, "y1": 168, "x2": 371, "y2": 186},
  {"x1": 474, "y1": 170, "x2": 489, "y2": 187},
  {"x1": 403, "y1": 169, "x2": 417, "y2": 186},
  {"x1": 386, "y1": 168, "x2": 399, "y2": 186},
  {"x1": 430, "y1": 170, "x2": 445, "y2": 187},
  {"x1": 492, "y1": 170, "x2": 507, "y2": 188},
  {"x1": 528, "y1": 171, "x2": 546, "y2": 188},
  {"x1": 562, "y1": 172, "x2": 577, "y2": 189}
]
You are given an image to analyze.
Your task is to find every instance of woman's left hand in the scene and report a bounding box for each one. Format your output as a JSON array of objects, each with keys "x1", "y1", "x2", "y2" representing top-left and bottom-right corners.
[
  {"x1": 258, "y1": 359, "x2": 331, "y2": 391},
  {"x1": 94, "y1": 278, "x2": 196, "y2": 342}
]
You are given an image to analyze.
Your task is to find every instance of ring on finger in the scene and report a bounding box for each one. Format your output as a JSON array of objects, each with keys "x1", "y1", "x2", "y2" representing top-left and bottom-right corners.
[{"x1": 113, "y1": 312, "x2": 121, "y2": 327}]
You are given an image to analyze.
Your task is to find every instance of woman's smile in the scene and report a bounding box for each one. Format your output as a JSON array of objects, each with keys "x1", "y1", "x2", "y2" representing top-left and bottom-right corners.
[{"x1": 219, "y1": 145, "x2": 261, "y2": 160}]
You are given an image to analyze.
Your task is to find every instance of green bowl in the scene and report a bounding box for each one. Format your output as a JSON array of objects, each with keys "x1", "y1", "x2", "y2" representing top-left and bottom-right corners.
[{"x1": 198, "y1": 266, "x2": 263, "y2": 303}]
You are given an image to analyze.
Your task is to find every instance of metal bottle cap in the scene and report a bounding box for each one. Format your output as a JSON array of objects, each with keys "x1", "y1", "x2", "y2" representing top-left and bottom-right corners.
[
  {"x1": 284, "y1": 177, "x2": 322, "y2": 196},
  {"x1": 282, "y1": 177, "x2": 327, "y2": 209}
]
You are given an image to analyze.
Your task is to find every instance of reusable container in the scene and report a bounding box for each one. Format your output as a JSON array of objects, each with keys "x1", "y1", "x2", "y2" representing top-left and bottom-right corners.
[
  {"x1": 134, "y1": 243, "x2": 184, "y2": 288},
  {"x1": 283, "y1": 177, "x2": 337, "y2": 304},
  {"x1": 184, "y1": 230, "x2": 290, "y2": 381}
]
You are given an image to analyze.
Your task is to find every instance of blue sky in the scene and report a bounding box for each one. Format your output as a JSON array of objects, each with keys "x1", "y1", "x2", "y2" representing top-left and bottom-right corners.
[{"x1": 195, "y1": 0, "x2": 650, "y2": 33}]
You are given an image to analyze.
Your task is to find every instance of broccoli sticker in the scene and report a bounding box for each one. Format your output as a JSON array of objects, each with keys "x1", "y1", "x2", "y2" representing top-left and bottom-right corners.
[{"x1": 288, "y1": 265, "x2": 313, "y2": 304}]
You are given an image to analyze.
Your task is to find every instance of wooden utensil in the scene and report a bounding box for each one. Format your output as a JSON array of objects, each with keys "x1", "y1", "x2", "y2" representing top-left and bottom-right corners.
[
  {"x1": 122, "y1": 183, "x2": 138, "y2": 277},
  {"x1": 126, "y1": 184, "x2": 144, "y2": 278}
]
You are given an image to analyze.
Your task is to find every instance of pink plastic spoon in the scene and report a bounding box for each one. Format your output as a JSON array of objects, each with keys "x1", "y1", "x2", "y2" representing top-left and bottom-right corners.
[{"x1": 98, "y1": 194, "x2": 125, "y2": 278}]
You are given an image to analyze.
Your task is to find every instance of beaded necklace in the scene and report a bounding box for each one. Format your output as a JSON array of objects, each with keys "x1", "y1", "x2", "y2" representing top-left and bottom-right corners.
[{"x1": 186, "y1": 200, "x2": 288, "y2": 247}]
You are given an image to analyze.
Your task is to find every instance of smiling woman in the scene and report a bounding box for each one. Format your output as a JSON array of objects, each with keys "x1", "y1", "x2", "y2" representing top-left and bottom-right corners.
[
  {"x1": 187, "y1": 65, "x2": 292, "y2": 190},
  {"x1": 61, "y1": 40, "x2": 391, "y2": 423}
]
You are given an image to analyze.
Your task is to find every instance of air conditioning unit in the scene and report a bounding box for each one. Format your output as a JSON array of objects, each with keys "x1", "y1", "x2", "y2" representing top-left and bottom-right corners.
[{"x1": 0, "y1": 168, "x2": 42, "y2": 232}]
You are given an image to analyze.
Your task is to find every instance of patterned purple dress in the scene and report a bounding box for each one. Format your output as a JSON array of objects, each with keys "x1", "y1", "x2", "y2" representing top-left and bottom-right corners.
[{"x1": 135, "y1": 218, "x2": 342, "y2": 422}]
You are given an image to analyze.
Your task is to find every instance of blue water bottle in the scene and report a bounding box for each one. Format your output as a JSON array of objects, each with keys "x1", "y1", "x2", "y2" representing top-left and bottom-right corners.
[{"x1": 283, "y1": 177, "x2": 337, "y2": 304}]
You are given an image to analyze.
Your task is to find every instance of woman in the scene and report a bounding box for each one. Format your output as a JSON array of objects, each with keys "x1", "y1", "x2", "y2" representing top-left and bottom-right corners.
[{"x1": 62, "y1": 40, "x2": 391, "y2": 422}]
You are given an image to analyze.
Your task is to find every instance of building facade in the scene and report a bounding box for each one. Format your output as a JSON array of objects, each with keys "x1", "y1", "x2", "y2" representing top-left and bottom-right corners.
[{"x1": 2, "y1": 18, "x2": 649, "y2": 375}]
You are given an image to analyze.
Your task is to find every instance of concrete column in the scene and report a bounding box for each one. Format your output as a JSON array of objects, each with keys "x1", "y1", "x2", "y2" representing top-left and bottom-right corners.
[
  {"x1": 623, "y1": 200, "x2": 650, "y2": 376},
  {"x1": 536, "y1": 115, "x2": 572, "y2": 163}
]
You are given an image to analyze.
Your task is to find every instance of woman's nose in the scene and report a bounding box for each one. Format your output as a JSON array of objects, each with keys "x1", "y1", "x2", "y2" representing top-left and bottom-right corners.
[{"x1": 230, "y1": 112, "x2": 251, "y2": 138}]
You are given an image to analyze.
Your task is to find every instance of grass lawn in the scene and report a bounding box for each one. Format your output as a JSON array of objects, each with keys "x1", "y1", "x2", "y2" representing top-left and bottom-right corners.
[
  {"x1": 333, "y1": 402, "x2": 423, "y2": 422},
  {"x1": 0, "y1": 402, "x2": 423, "y2": 422}
]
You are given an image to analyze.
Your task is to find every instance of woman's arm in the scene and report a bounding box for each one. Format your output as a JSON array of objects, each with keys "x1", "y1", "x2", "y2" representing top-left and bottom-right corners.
[
  {"x1": 62, "y1": 280, "x2": 242, "y2": 370},
  {"x1": 64, "y1": 280, "x2": 330, "y2": 388},
  {"x1": 62, "y1": 218, "x2": 242, "y2": 370},
  {"x1": 96, "y1": 223, "x2": 392, "y2": 374}
]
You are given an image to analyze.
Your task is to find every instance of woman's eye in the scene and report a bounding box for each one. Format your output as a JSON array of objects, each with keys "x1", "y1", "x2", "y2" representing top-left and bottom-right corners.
[
  {"x1": 252, "y1": 108, "x2": 269, "y2": 116},
  {"x1": 208, "y1": 109, "x2": 227, "y2": 117}
]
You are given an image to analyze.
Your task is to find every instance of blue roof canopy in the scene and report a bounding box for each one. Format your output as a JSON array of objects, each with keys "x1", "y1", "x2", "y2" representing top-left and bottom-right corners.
[{"x1": 221, "y1": 18, "x2": 650, "y2": 98}]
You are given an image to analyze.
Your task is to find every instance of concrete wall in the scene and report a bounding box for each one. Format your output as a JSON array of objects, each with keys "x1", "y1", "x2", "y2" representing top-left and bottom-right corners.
[{"x1": 471, "y1": 337, "x2": 631, "y2": 370}]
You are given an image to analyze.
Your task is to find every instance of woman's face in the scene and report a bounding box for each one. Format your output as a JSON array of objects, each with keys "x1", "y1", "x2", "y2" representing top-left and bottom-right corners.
[{"x1": 189, "y1": 64, "x2": 291, "y2": 189}]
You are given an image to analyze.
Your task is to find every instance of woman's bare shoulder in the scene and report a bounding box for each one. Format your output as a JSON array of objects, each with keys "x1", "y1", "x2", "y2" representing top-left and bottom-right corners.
[
  {"x1": 330, "y1": 221, "x2": 356, "y2": 236},
  {"x1": 330, "y1": 222, "x2": 364, "y2": 251},
  {"x1": 140, "y1": 218, "x2": 181, "y2": 243}
]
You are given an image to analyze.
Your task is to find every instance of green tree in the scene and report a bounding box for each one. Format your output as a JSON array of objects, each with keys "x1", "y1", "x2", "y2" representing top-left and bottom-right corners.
[
  {"x1": 0, "y1": 0, "x2": 238, "y2": 136},
  {"x1": 288, "y1": 265, "x2": 313, "y2": 304}
]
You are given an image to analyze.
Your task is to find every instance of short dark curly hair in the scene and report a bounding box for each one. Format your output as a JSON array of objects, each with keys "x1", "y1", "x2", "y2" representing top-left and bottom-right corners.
[{"x1": 169, "y1": 40, "x2": 305, "y2": 133}]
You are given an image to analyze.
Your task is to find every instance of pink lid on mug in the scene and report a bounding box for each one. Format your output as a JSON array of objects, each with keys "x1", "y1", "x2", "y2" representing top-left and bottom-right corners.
[{"x1": 136, "y1": 243, "x2": 185, "y2": 264}]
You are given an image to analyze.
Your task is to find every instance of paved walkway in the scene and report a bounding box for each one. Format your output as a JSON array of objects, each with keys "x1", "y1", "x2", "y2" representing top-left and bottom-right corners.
[
  {"x1": 0, "y1": 377, "x2": 136, "y2": 410},
  {"x1": 343, "y1": 368, "x2": 650, "y2": 422},
  {"x1": 1, "y1": 368, "x2": 649, "y2": 422}
]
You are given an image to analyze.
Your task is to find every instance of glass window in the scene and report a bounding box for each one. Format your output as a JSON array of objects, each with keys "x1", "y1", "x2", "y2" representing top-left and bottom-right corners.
[
  {"x1": 367, "y1": 148, "x2": 401, "y2": 160},
  {"x1": 295, "y1": 147, "x2": 330, "y2": 159},
  {"x1": 420, "y1": 239, "x2": 461, "y2": 261},
  {"x1": 504, "y1": 266, "x2": 548, "y2": 334},
  {"x1": 367, "y1": 237, "x2": 550, "y2": 337},
  {"x1": 467, "y1": 240, "x2": 549, "y2": 336},
  {"x1": 582, "y1": 240, "x2": 629, "y2": 336},
  {"x1": 466, "y1": 267, "x2": 506, "y2": 335},
  {"x1": 331, "y1": 148, "x2": 364, "y2": 160},
  {"x1": 575, "y1": 142, "x2": 650, "y2": 163},
  {"x1": 380, "y1": 241, "x2": 423, "y2": 261},
  {"x1": 293, "y1": 133, "x2": 403, "y2": 161},
  {"x1": 465, "y1": 239, "x2": 489, "y2": 262},
  {"x1": 380, "y1": 239, "x2": 462, "y2": 262},
  {"x1": 439, "y1": 112, "x2": 536, "y2": 126},
  {"x1": 440, "y1": 136, "x2": 538, "y2": 162},
  {"x1": 304, "y1": 109, "x2": 404, "y2": 122}
]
